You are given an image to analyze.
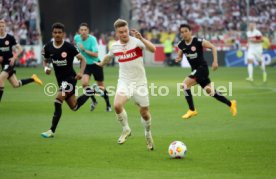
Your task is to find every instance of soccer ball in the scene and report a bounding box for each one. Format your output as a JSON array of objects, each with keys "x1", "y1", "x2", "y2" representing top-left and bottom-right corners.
[{"x1": 168, "y1": 141, "x2": 187, "y2": 159}]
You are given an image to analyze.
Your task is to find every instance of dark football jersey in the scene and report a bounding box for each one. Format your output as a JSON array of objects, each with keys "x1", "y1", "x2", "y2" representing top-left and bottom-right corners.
[
  {"x1": 0, "y1": 34, "x2": 17, "y2": 64},
  {"x1": 42, "y1": 41, "x2": 79, "y2": 81},
  {"x1": 177, "y1": 37, "x2": 207, "y2": 70}
]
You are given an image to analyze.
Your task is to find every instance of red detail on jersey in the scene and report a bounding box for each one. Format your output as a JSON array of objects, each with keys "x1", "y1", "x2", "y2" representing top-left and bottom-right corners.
[
  {"x1": 255, "y1": 35, "x2": 262, "y2": 40},
  {"x1": 191, "y1": 46, "x2": 196, "y2": 52},
  {"x1": 114, "y1": 47, "x2": 143, "y2": 63}
]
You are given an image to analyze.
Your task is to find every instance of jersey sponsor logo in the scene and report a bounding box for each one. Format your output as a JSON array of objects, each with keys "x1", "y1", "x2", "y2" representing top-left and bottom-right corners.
[
  {"x1": 0, "y1": 47, "x2": 9, "y2": 52},
  {"x1": 185, "y1": 53, "x2": 198, "y2": 59},
  {"x1": 52, "y1": 59, "x2": 67, "y2": 66},
  {"x1": 191, "y1": 46, "x2": 196, "y2": 52},
  {"x1": 61, "y1": 52, "x2": 67, "y2": 58},
  {"x1": 114, "y1": 47, "x2": 143, "y2": 63},
  {"x1": 5, "y1": 40, "x2": 9, "y2": 45}
]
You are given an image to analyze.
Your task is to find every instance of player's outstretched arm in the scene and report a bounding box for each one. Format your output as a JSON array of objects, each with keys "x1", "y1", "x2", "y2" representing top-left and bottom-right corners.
[
  {"x1": 79, "y1": 44, "x2": 98, "y2": 58},
  {"x1": 75, "y1": 54, "x2": 86, "y2": 80},
  {"x1": 10, "y1": 44, "x2": 23, "y2": 66},
  {"x1": 131, "y1": 29, "x2": 156, "y2": 53},
  {"x1": 97, "y1": 55, "x2": 112, "y2": 67},
  {"x1": 175, "y1": 50, "x2": 183, "y2": 63},
  {"x1": 202, "y1": 39, "x2": 218, "y2": 71},
  {"x1": 43, "y1": 59, "x2": 52, "y2": 75}
]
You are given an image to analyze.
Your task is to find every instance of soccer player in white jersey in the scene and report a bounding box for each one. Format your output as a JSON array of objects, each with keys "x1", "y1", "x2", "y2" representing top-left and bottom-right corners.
[
  {"x1": 98, "y1": 19, "x2": 156, "y2": 150},
  {"x1": 246, "y1": 22, "x2": 266, "y2": 82}
]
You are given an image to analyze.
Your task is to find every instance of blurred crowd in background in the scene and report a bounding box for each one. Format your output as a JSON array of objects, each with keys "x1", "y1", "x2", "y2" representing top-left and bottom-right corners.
[
  {"x1": 0, "y1": 0, "x2": 275, "y2": 67},
  {"x1": 131, "y1": 0, "x2": 275, "y2": 45},
  {"x1": 0, "y1": 0, "x2": 40, "y2": 45}
]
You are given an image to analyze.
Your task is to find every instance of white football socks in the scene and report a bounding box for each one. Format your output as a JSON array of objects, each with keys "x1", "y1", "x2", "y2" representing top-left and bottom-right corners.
[
  {"x1": 116, "y1": 109, "x2": 130, "y2": 131},
  {"x1": 141, "y1": 117, "x2": 151, "y2": 133},
  {"x1": 248, "y1": 63, "x2": 253, "y2": 79}
]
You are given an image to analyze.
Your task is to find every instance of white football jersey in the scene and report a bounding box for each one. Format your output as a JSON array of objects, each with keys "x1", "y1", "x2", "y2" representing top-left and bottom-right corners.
[
  {"x1": 108, "y1": 36, "x2": 147, "y2": 85},
  {"x1": 247, "y1": 29, "x2": 263, "y2": 50}
]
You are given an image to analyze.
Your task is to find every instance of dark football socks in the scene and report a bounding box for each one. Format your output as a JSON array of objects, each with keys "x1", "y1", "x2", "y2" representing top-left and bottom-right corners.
[
  {"x1": 184, "y1": 89, "x2": 195, "y2": 111},
  {"x1": 0, "y1": 87, "x2": 4, "y2": 102},
  {"x1": 213, "y1": 90, "x2": 231, "y2": 107},
  {"x1": 103, "y1": 90, "x2": 111, "y2": 107},
  {"x1": 50, "y1": 99, "x2": 62, "y2": 133},
  {"x1": 19, "y1": 78, "x2": 34, "y2": 86}
]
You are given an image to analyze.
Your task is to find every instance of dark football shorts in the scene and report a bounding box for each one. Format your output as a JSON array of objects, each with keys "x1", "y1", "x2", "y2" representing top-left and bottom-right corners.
[
  {"x1": 84, "y1": 64, "x2": 104, "y2": 81},
  {"x1": 1, "y1": 63, "x2": 16, "y2": 78},
  {"x1": 57, "y1": 76, "x2": 77, "y2": 100},
  {"x1": 189, "y1": 66, "x2": 211, "y2": 88}
]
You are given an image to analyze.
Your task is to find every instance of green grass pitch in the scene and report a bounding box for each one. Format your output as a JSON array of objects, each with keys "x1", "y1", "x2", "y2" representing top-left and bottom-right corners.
[{"x1": 0, "y1": 66, "x2": 276, "y2": 178}]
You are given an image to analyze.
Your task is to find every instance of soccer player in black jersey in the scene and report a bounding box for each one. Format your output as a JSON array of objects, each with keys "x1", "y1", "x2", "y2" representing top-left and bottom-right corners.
[
  {"x1": 0, "y1": 20, "x2": 43, "y2": 102},
  {"x1": 176, "y1": 24, "x2": 237, "y2": 119},
  {"x1": 41, "y1": 23, "x2": 99, "y2": 138}
]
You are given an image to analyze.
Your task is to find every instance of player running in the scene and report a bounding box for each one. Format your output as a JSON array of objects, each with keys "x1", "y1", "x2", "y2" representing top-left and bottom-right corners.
[
  {"x1": 98, "y1": 19, "x2": 156, "y2": 150},
  {"x1": 41, "y1": 23, "x2": 100, "y2": 138},
  {"x1": 0, "y1": 20, "x2": 42, "y2": 102},
  {"x1": 176, "y1": 24, "x2": 237, "y2": 119},
  {"x1": 74, "y1": 23, "x2": 111, "y2": 112},
  {"x1": 246, "y1": 22, "x2": 266, "y2": 82}
]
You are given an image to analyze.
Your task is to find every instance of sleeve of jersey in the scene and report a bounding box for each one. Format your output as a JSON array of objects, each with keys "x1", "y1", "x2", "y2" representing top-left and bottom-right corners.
[
  {"x1": 41, "y1": 45, "x2": 50, "y2": 59},
  {"x1": 11, "y1": 36, "x2": 17, "y2": 46},
  {"x1": 136, "y1": 38, "x2": 145, "y2": 50},
  {"x1": 91, "y1": 37, "x2": 99, "y2": 53},
  {"x1": 177, "y1": 41, "x2": 183, "y2": 50},
  {"x1": 197, "y1": 38, "x2": 204, "y2": 47},
  {"x1": 70, "y1": 44, "x2": 80, "y2": 57}
]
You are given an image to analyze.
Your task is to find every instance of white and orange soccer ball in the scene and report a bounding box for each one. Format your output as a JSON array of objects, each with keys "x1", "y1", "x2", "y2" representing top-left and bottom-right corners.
[{"x1": 168, "y1": 141, "x2": 187, "y2": 159}]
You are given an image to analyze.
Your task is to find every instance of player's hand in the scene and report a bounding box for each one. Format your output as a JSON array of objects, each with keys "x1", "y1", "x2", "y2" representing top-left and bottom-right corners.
[
  {"x1": 79, "y1": 44, "x2": 85, "y2": 50},
  {"x1": 44, "y1": 66, "x2": 52, "y2": 75},
  {"x1": 130, "y1": 29, "x2": 142, "y2": 40},
  {"x1": 0, "y1": 56, "x2": 3, "y2": 63},
  {"x1": 212, "y1": 62, "x2": 218, "y2": 71},
  {"x1": 175, "y1": 57, "x2": 182, "y2": 63},
  {"x1": 75, "y1": 73, "x2": 83, "y2": 80},
  {"x1": 9, "y1": 57, "x2": 15, "y2": 66},
  {"x1": 95, "y1": 62, "x2": 103, "y2": 67}
]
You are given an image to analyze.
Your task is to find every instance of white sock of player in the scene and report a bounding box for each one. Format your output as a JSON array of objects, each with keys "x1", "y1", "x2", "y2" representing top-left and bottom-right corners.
[
  {"x1": 248, "y1": 63, "x2": 253, "y2": 79},
  {"x1": 116, "y1": 109, "x2": 130, "y2": 131},
  {"x1": 141, "y1": 117, "x2": 151, "y2": 134}
]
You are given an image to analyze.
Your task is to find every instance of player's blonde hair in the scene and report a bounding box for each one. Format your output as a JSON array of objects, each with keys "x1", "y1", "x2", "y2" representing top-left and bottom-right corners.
[
  {"x1": 0, "y1": 19, "x2": 5, "y2": 24},
  {"x1": 114, "y1": 19, "x2": 128, "y2": 29}
]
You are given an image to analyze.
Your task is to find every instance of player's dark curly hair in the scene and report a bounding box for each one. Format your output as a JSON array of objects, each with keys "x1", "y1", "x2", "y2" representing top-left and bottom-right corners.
[
  {"x1": 179, "y1": 24, "x2": 191, "y2": 31},
  {"x1": 52, "y1": 22, "x2": 65, "y2": 32}
]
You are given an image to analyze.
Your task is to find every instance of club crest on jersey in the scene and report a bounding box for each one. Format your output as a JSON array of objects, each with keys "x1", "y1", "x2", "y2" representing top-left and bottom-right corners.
[
  {"x1": 61, "y1": 52, "x2": 67, "y2": 58},
  {"x1": 5, "y1": 40, "x2": 9, "y2": 45},
  {"x1": 191, "y1": 46, "x2": 196, "y2": 52}
]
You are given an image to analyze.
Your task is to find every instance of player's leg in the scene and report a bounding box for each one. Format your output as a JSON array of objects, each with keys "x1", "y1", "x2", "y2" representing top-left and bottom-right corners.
[
  {"x1": 8, "y1": 71, "x2": 42, "y2": 87},
  {"x1": 181, "y1": 77, "x2": 198, "y2": 119},
  {"x1": 96, "y1": 80, "x2": 111, "y2": 112},
  {"x1": 246, "y1": 51, "x2": 254, "y2": 81},
  {"x1": 133, "y1": 85, "x2": 154, "y2": 150},
  {"x1": 0, "y1": 71, "x2": 9, "y2": 102},
  {"x1": 93, "y1": 64, "x2": 111, "y2": 112},
  {"x1": 202, "y1": 81, "x2": 237, "y2": 117},
  {"x1": 67, "y1": 79, "x2": 94, "y2": 111},
  {"x1": 41, "y1": 92, "x2": 65, "y2": 138},
  {"x1": 114, "y1": 85, "x2": 130, "y2": 144},
  {"x1": 257, "y1": 52, "x2": 267, "y2": 82},
  {"x1": 82, "y1": 73, "x2": 97, "y2": 111},
  {"x1": 140, "y1": 106, "x2": 154, "y2": 150}
]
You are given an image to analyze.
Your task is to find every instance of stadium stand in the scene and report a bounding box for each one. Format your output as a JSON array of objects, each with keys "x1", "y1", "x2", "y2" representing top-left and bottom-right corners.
[
  {"x1": 131, "y1": 0, "x2": 275, "y2": 45},
  {"x1": 0, "y1": 0, "x2": 41, "y2": 45}
]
